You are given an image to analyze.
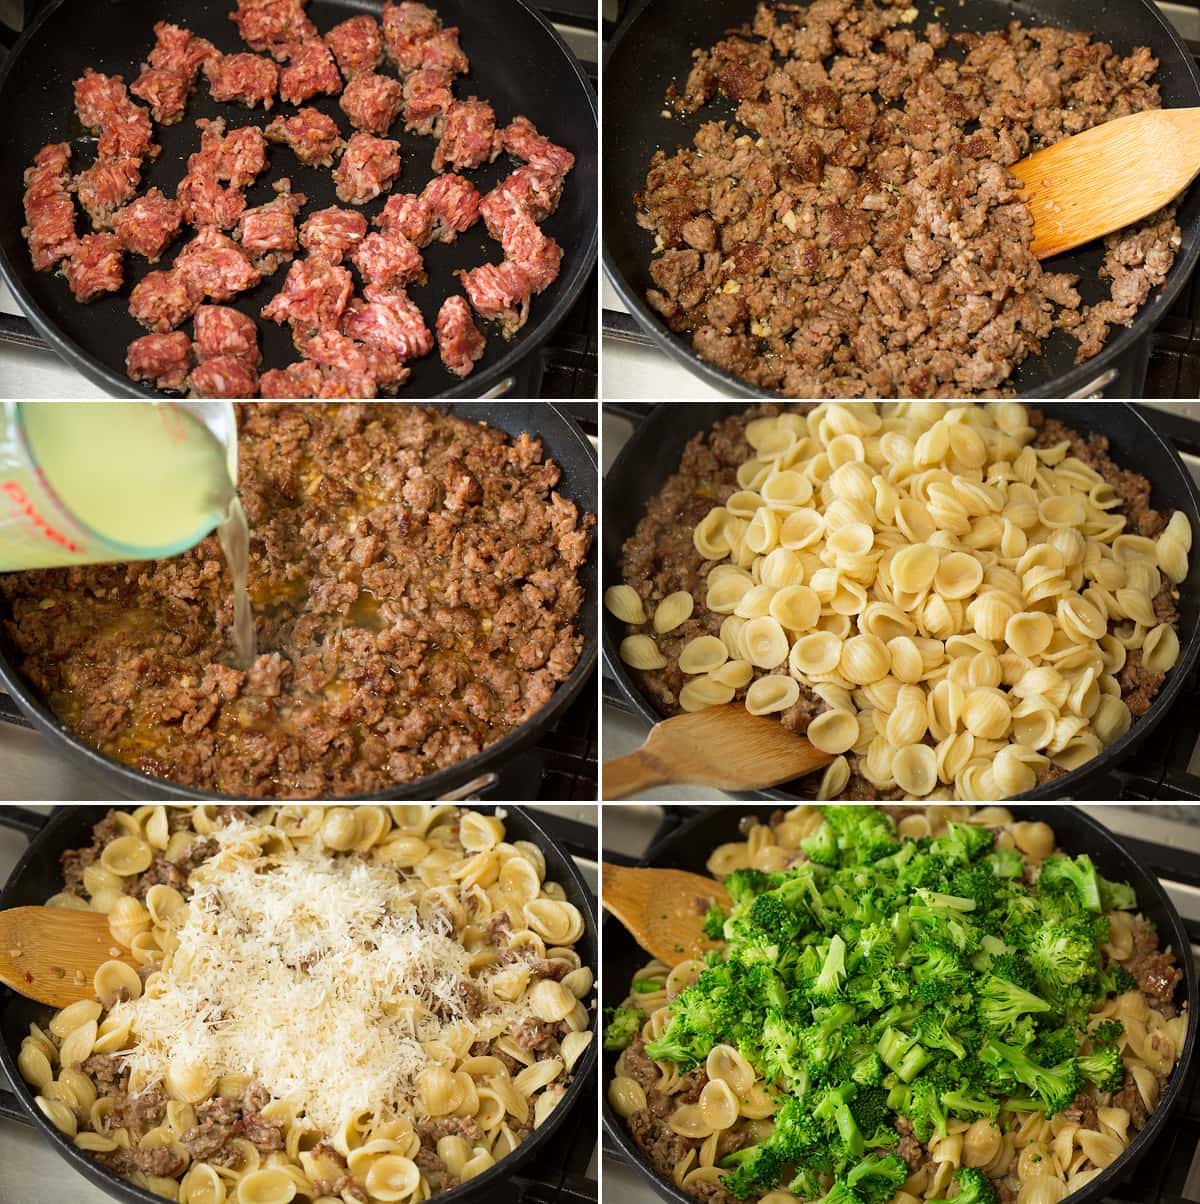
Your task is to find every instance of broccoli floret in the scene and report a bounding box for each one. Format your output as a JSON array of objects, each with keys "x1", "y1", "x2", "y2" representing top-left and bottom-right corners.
[
  {"x1": 722, "y1": 1144, "x2": 790, "y2": 1200},
  {"x1": 851, "y1": 1052, "x2": 886, "y2": 1088},
  {"x1": 803, "y1": 806, "x2": 900, "y2": 869},
  {"x1": 802, "y1": 821, "x2": 841, "y2": 867},
  {"x1": 724, "y1": 868, "x2": 779, "y2": 905},
  {"x1": 986, "y1": 847, "x2": 1025, "y2": 880},
  {"x1": 911, "y1": 940, "x2": 971, "y2": 1004},
  {"x1": 913, "y1": 1010, "x2": 968, "y2": 1060},
  {"x1": 845, "y1": 1154, "x2": 909, "y2": 1204},
  {"x1": 603, "y1": 1007, "x2": 645, "y2": 1051},
  {"x1": 978, "y1": 975, "x2": 1053, "y2": 1032},
  {"x1": 813, "y1": 1083, "x2": 869, "y2": 1157},
  {"x1": 1107, "y1": 964, "x2": 1137, "y2": 994},
  {"x1": 930, "y1": 822, "x2": 995, "y2": 865},
  {"x1": 909, "y1": 891, "x2": 981, "y2": 953},
  {"x1": 1028, "y1": 923, "x2": 1101, "y2": 1006},
  {"x1": 942, "y1": 1089, "x2": 1000, "y2": 1120},
  {"x1": 928, "y1": 1166, "x2": 998, "y2": 1204},
  {"x1": 1038, "y1": 855, "x2": 1103, "y2": 913},
  {"x1": 979, "y1": 1037, "x2": 1082, "y2": 1114},
  {"x1": 909, "y1": 1073, "x2": 951, "y2": 1140},
  {"x1": 815, "y1": 1183, "x2": 863, "y2": 1204},
  {"x1": 722, "y1": 1095, "x2": 825, "y2": 1199},
  {"x1": 849, "y1": 1085, "x2": 896, "y2": 1148},
  {"x1": 645, "y1": 962, "x2": 760, "y2": 1066},
  {"x1": 1078, "y1": 1046, "x2": 1123, "y2": 1092},
  {"x1": 1098, "y1": 873, "x2": 1137, "y2": 911},
  {"x1": 989, "y1": 952, "x2": 1038, "y2": 993},
  {"x1": 1090, "y1": 1018, "x2": 1124, "y2": 1046},
  {"x1": 813, "y1": 934, "x2": 848, "y2": 998},
  {"x1": 1034, "y1": 1027, "x2": 1081, "y2": 1066},
  {"x1": 702, "y1": 904, "x2": 728, "y2": 941}
]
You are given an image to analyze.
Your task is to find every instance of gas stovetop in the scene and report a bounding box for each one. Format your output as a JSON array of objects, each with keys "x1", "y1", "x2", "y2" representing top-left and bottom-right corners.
[
  {"x1": 0, "y1": 804, "x2": 598, "y2": 1204},
  {"x1": 603, "y1": 402, "x2": 1200, "y2": 802},
  {"x1": 600, "y1": 1, "x2": 1200, "y2": 401},
  {"x1": 602, "y1": 804, "x2": 1200, "y2": 1204},
  {"x1": 0, "y1": 3, "x2": 597, "y2": 400}
]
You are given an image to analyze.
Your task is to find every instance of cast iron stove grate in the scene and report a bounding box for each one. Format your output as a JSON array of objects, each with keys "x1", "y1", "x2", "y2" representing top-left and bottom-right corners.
[
  {"x1": 601, "y1": 403, "x2": 1200, "y2": 802},
  {"x1": 603, "y1": 806, "x2": 1200, "y2": 1204}
]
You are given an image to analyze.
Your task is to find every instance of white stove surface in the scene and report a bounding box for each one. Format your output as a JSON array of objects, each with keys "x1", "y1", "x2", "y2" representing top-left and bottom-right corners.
[
  {"x1": 601, "y1": 2, "x2": 1200, "y2": 400},
  {"x1": 601, "y1": 804, "x2": 1200, "y2": 1204},
  {"x1": 0, "y1": 803, "x2": 598, "y2": 1204},
  {"x1": 604, "y1": 401, "x2": 1200, "y2": 801}
]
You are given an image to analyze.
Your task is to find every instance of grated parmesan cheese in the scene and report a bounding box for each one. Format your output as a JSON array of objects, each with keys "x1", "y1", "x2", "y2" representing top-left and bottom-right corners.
[{"x1": 111, "y1": 823, "x2": 537, "y2": 1134}]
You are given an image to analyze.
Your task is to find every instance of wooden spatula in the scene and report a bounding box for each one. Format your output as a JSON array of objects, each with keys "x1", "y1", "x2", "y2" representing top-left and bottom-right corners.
[
  {"x1": 602, "y1": 703, "x2": 833, "y2": 800},
  {"x1": 0, "y1": 907, "x2": 139, "y2": 1007},
  {"x1": 1010, "y1": 107, "x2": 1200, "y2": 259},
  {"x1": 603, "y1": 863, "x2": 730, "y2": 965}
]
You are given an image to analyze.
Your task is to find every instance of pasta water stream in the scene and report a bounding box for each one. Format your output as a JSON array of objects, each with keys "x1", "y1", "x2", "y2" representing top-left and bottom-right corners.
[{"x1": 0, "y1": 401, "x2": 256, "y2": 667}]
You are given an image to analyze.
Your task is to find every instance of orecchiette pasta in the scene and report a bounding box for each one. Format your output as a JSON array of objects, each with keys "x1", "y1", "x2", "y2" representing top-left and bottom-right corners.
[
  {"x1": 609, "y1": 404, "x2": 1191, "y2": 800},
  {"x1": 20, "y1": 807, "x2": 594, "y2": 1204}
]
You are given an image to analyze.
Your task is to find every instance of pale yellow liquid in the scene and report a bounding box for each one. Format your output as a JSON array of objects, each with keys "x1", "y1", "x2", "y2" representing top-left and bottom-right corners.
[
  {"x1": 20, "y1": 402, "x2": 234, "y2": 552},
  {"x1": 2, "y1": 403, "x2": 256, "y2": 667}
]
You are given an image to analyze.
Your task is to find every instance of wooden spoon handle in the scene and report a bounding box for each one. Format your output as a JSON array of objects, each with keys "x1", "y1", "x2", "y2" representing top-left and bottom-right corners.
[{"x1": 602, "y1": 749, "x2": 670, "y2": 800}]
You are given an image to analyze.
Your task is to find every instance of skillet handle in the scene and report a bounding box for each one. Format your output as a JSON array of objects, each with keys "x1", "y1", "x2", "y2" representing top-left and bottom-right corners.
[
  {"x1": 0, "y1": 1070, "x2": 30, "y2": 1126},
  {"x1": 0, "y1": 807, "x2": 48, "y2": 837}
]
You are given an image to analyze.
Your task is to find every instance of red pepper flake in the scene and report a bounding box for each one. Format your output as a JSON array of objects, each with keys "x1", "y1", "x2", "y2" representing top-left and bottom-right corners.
[{"x1": 24, "y1": 972, "x2": 33, "y2": 983}]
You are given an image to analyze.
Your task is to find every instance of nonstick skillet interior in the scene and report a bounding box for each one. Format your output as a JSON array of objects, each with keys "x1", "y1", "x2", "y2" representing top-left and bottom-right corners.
[
  {"x1": 601, "y1": 401, "x2": 1200, "y2": 801},
  {"x1": 602, "y1": 0, "x2": 1200, "y2": 399},
  {"x1": 0, "y1": 804, "x2": 598, "y2": 1204},
  {"x1": 0, "y1": 0, "x2": 598, "y2": 399},
  {"x1": 600, "y1": 804, "x2": 1198, "y2": 1204}
]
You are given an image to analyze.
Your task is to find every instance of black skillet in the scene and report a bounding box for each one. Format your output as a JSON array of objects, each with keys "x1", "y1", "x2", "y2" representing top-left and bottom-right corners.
[
  {"x1": 603, "y1": 0, "x2": 1200, "y2": 399},
  {"x1": 0, "y1": 0, "x2": 598, "y2": 399},
  {"x1": 0, "y1": 401, "x2": 598, "y2": 801},
  {"x1": 601, "y1": 803, "x2": 1199, "y2": 1204},
  {"x1": 0, "y1": 803, "x2": 598, "y2": 1204},
  {"x1": 602, "y1": 402, "x2": 1200, "y2": 801}
]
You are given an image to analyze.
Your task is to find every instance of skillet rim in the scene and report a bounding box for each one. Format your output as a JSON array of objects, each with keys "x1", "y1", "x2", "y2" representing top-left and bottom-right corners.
[
  {"x1": 0, "y1": 801, "x2": 599, "y2": 1204},
  {"x1": 599, "y1": 802, "x2": 1200, "y2": 1204},
  {"x1": 600, "y1": 0, "x2": 1200, "y2": 401},
  {"x1": 599, "y1": 400, "x2": 1200, "y2": 802},
  {"x1": 0, "y1": 0, "x2": 599, "y2": 401}
]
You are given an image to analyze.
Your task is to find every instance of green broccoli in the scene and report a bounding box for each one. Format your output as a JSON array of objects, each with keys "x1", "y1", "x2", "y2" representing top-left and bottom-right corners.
[
  {"x1": 813, "y1": 1083, "x2": 869, "y2": 1157},
  {"x1": 603, "y1": 1007, "x2": 645, "y2": 1051},
  {"x1": 978, "y1": 975, "x2": 1053, "y2": 1031},
  {"x1": 927, "y1": 1166, "x2": 998, "y2": 1204},
  {"x1": 1078, "y1": 1045, "x2": 1123, "y2": 1092},
  {"x1": 1028, "y1": 923, "x2": 1101, "y2": 1006},
  {"x1": 1038, "y1": 855, "x2": 1103, "y2": 912},
  {"x1": 845, "y1": 1154, "x2": 909, "y2": 1204},
  {"x1": 813, "y1": 934, "x2": 848, "y2": 998},
  {"x1": 979, "y1": 1037, "x2": 1082, "y2": 1114},
  {"x1": 702, "y1": 904, "x2": 728, "y2": 941},
  {"x1": 930, "y1": 821, "x2": 995, "y2": 865},
  {"x1": 724, "y1": 867, "x2": 781, "y2": 905},
  {"x1": 1098, "y1": 874, "x2": 1137, "y2": 911},
  {"x1": 632, "y1": 977, "x2": 665, "y2": 993}
]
